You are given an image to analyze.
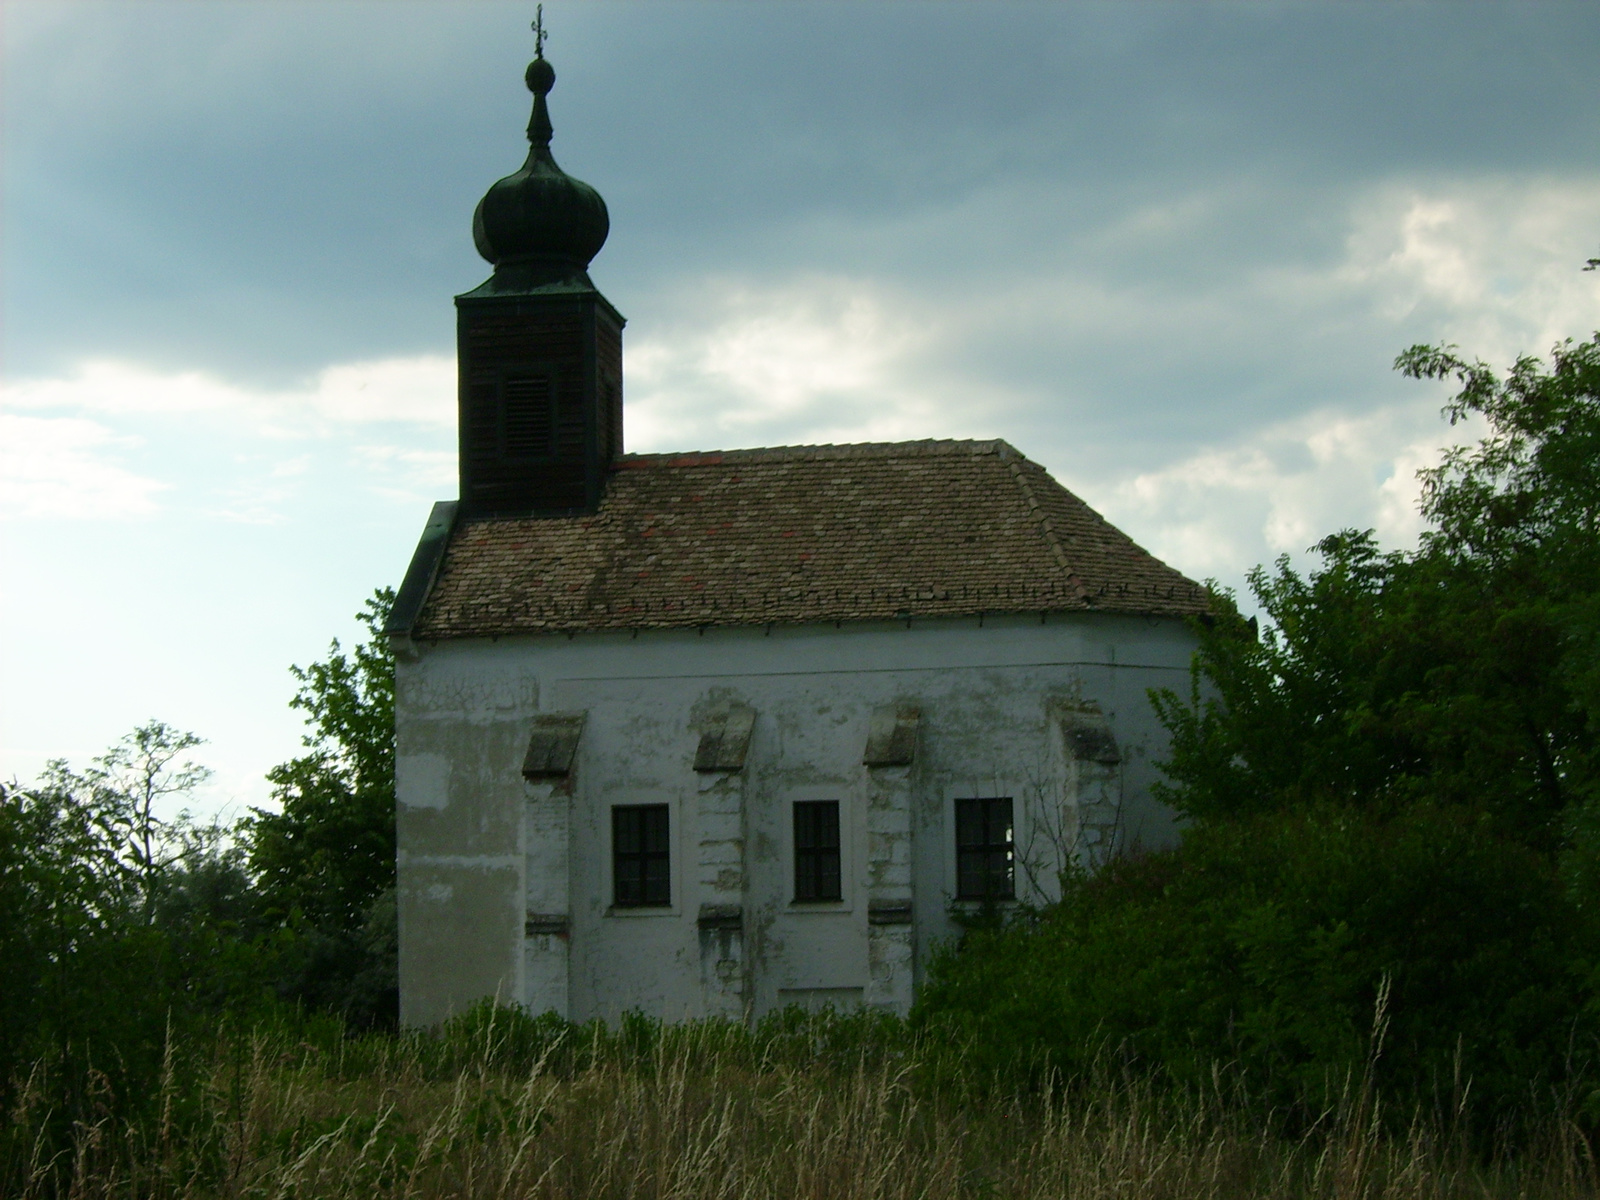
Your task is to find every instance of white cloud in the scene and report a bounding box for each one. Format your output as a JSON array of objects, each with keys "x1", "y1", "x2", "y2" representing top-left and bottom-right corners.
[
  {"x1": 1078, "y1": 175, "x2": 1597, "y2": 589},
  {"x1": 624, "y1": 175, "x2": 1600, "y2": 468},
  {"x1": 1337, "y1": 178, "x2": 1600, "y2": 362},
  {"x1": 3, "y1": 177, "x2": 1593, "y2": 544},
  {"x1": 0, "y1": 412, "x2": 167, "y2": 518},
  {"x1": 1, "y1": 356, "x2": 456, "y2": 520},
  {"x1": 625, "y1": 275, "x2": 1019, "y2": 452},
  {"x1": 1096, "y1": 399, "x2": 1483, "y2": 587},
  {"x1": 3, "y1": 355, "x2": 456, "y2": 430},
  {"x1": 4, "y1": 360, "x2": 239, "y2": 417},
  {"x1": 353, "y1": 445, "x2": 458, "y2": 505}
]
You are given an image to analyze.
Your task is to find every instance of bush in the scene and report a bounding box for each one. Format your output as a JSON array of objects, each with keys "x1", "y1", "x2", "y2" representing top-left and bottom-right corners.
[{"x1": 915, "y1": 804, "x2": 1599, "y2": 1127}]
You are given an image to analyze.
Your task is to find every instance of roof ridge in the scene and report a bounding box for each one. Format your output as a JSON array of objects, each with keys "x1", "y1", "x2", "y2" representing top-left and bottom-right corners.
[
  {"x1": 617, "y1": 438, "x2": 1010, "y2": 466},
  {"x1": 1004, "y1": 454, "x2": 1092, "y2": 606}
]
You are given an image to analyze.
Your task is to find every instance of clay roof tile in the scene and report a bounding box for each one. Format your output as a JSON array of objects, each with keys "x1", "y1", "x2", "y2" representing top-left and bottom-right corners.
[{"x1": 410, "y1": 439, "x2": 1208, "y2": 638}]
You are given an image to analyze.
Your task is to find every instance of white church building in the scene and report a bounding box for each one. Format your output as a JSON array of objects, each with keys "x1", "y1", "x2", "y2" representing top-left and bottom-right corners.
[{"x1": 388, "y1": 39, "x2": 1208, "y2": 1027}]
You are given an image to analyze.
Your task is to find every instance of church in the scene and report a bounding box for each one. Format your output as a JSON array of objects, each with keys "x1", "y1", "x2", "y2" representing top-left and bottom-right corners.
[{"x1": 388, "y1": 36, "x2": 1208, "y2": 1027}]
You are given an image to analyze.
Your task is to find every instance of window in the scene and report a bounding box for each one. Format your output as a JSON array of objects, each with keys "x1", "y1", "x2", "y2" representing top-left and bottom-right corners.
[
  {"x1": 955, "y1": 797, "x2": 1014, "y2": 900},
  {"x1": 499, "y1": 372, "x2": 555, "y2": 458},
  {"x1": 613, "y1": 804, "x2": 670, "y2": 907},
  {"x1": 465, "y1": 369, "x2": 555, "y2": 469},
  {"x1": 793, "y1": 800, "x2": 842, "y2": 902}
]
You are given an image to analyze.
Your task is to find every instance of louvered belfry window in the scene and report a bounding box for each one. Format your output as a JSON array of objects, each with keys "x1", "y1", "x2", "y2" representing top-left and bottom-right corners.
[
  {"x1": 955, "y1": 797, "x2": 1014, "y2": 900},
  {"x1": 497, "y1": 369, "x2": 554, "y2": 459},
  {"x1": 467, "y1": 368, "x2": 555, "y2": 469}
]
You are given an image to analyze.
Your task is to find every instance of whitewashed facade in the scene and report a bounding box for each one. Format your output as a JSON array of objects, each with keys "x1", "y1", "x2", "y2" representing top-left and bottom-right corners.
[{"x1": 393, "y1": 610, "x2": 1197, "y2": 1026}]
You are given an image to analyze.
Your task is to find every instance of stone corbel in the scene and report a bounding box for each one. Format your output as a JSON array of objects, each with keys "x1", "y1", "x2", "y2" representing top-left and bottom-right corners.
[
  {"x1": 521, "y1": 713, "x2": 587, "y2": 780},
  {"x1": 863, "y1": 704, "x2": 920, "y2": 767},
  {"x1": 694, "y1": 705, "x2": 756, "y2": 772},
  {"x1": 867, "y1": 898, "x2": 913, "y2": 925},
  {"x1": 696, "y1": 903, "x2": 743, "y2": 931}
]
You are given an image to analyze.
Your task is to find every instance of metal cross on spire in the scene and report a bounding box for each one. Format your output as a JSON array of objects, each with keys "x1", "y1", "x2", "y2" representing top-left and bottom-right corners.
[{"x1": 532, "y1": 4, "x2": 548, "y2": 58}]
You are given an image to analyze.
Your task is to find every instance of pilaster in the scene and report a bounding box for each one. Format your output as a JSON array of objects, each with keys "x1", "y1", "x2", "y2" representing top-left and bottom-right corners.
[
  {"x1": 694, "y1": 704, "x2": 754, "y2": 1019},
  {"x1": 523, "y1": 781, "x2": 571, "y2": 1016},
  {"x1": 520, "y1": 713, "x2": 585, "y2": 1017},
  {"x1": 863, "y1": 704, "x2": 919, "y2": 1014}
]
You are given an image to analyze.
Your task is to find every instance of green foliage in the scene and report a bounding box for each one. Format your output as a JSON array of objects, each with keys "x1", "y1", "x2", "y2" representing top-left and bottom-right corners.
[
  {"x1": 27, "y1": 721, "x2": 214, "y2": 922},
  {"x1": 1402, "y1": 336, "x2": 1600, "y2": 571},
  {"x1": 1152, "y1": 535, "x2": 1582, "y2": 842},
  {"x1": 0, "y1": 773, "x2": 132, "y2": 1095},
  {"x1": 1405, "y1": 336, "x2": 1600, "y2": 818},
  {"x1": 403, "y1": 1000, "x2": 912, "y2": 1082},
  {"x1": 0, "y1": 734, "x2": 288, "y2": 1183},
  {"x1": 1153, "y1": 335, "x2": 1600, "y2": 850},
  {"x1": 247, "y1": 588, "x2": 397, "y2": 934},
  {"x1": 915, "y1": 804, "x2": 1595, "y2": 1125},
  {"x1": 269, "y1": 885, "x2": 398, "y2": 1029},
  {"x1": 243, "y1": 588, "x2": 399, "y2": 1028},
  {"x1": 1, "y1": 588, "x2": 406, "y2": 1192},
  {"x1": 0, "y1": 726, "x2": 280, "y2": 1077}
]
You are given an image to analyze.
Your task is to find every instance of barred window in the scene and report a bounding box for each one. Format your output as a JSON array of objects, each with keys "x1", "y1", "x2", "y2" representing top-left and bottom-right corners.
[
  {"x1": 955, "y1": 797, "x2": 1014, "y2": 900},
  {"x1": 793, "y1": 800, "x2": 842, "y2": 902},
  {"x1": 613, "y1": 804, "x2": 670, "y2": 907}
]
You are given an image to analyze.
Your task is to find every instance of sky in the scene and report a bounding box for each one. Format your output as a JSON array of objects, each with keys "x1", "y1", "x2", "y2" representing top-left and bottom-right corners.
[{"x1": 3, "y1": 1, "x2": 1599, "y2": 818}]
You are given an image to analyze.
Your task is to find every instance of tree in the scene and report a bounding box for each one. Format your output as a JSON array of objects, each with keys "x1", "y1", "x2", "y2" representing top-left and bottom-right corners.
[
  {"x1": 246, "y1": 588, "x2": 396, "y2": 932},
  {"x1": 0, "y1": 773, "x2": 131, "y2": 1087},
  {"x1": 1402, "y1": 334, "x2": 1600, "y2": 737},
  {"x1": 35, "y1": 721, "x2": 214, "y2": 924},
  {"x1": 1153, "y1": 333, "x2": 1600, "y2": 849},
  {"x1": 243, "y1": 587, "x2": 398, "y2": 1027},
  {"x1": 918, "y1": 798, "x2": 1598, "y2": 1128}
]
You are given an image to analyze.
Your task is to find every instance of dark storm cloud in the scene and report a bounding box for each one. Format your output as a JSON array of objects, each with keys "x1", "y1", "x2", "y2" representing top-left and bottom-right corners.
[{"x1": 5, "y1": 2, "x2": 1596, "y2": 385}]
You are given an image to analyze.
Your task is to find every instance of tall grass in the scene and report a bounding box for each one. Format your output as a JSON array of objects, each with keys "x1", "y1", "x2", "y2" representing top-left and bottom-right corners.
[{"x1": 4, "y1": 1005, "x2": 1595, "y2": 1199}]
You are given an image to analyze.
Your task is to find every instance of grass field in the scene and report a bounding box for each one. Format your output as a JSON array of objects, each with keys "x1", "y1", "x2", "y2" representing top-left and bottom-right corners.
[{"x1": 6, "y1": 1007, "x2": 1596, "y2": 1200}]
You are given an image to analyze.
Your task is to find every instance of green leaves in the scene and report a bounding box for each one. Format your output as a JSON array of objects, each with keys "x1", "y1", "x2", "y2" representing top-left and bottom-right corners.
[
  {"x1": 1402, "y1": 336, "x2": 1600, "y2": 566},
  {"x1": 240, "y1": 587, "x2": 399, "y2": 1028},
  {"x1": 0, "y1": 727, "x2": 288, "y2": 1158},
  {"x1": 916, "y1": 806, "x2": 1587, "y2": 1125},
  {"x1": 246, "y1": 588, "x2": 396, "y2": 934},
  {"x1": 1153, "y1": 334, "x2": 1600, "y2": 850}
]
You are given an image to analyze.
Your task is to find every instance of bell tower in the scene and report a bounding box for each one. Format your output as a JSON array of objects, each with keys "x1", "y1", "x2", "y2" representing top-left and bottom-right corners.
[{"x1": 456, "y1": 20, "x2": 624, "y2": 518}]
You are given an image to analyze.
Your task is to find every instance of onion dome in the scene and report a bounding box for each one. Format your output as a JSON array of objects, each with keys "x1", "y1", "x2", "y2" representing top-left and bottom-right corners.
[{"x1": 472, "y1": 46, "x2": 609, "y2": 282}]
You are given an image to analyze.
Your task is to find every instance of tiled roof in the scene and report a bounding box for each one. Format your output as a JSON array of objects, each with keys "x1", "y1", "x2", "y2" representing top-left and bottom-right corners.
[{"x1": 410, "y1": 439, "x2": 1208, "y2": 639}]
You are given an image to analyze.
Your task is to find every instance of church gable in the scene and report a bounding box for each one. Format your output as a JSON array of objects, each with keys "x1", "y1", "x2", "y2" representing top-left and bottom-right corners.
[{"x1": 406, "y1": 439, "x2": 1206, "y2": 640}]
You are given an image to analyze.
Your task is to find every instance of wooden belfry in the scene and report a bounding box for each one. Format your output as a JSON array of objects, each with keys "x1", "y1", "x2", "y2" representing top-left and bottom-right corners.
[{"x1": 456, "y1": 10, "x2": 624, "y2": 518}]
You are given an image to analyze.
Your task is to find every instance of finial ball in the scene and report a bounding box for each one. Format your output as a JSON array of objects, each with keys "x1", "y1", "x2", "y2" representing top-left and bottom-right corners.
[{"x1": 525, "y1": 57, "x2": 555, "y2": 96}]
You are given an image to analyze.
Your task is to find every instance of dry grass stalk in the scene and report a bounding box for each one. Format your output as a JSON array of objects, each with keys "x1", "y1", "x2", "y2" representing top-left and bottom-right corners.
[{"x1": 8, "y1": 1019, "x2": 1597, "y2": 1200}]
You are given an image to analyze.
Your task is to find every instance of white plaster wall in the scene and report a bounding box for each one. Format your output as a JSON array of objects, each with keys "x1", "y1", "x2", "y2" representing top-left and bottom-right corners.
[{"x1": 395, "y1": 611, "x2": 1198, "y2": 1027}]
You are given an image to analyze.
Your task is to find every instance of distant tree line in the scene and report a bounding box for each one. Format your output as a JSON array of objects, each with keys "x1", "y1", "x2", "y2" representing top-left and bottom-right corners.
[{"x1": 0, "y1": 589, "x2": 399, "y2": 1140}]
